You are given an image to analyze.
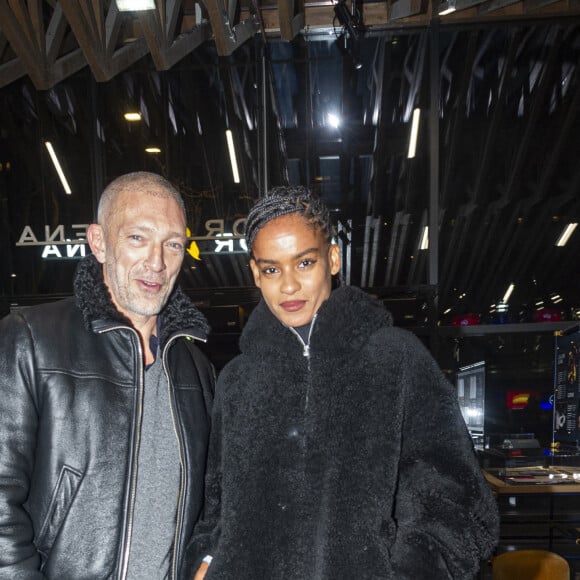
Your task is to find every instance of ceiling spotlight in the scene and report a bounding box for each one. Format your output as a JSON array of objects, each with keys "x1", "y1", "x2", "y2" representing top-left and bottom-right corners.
[
  {"x1": 124, "y1": 112, "x2": 142, "y2": 121},
  {"x1": 145, "y1": 147, "x2": 161, "y2": 154},
  {"x1": 334, "y1": 0, "x2": 364, "y2": 42},
  {"x1": 328, "y1": 113, "x2": 341, "y2": 129},
  {"x1": 116, "y1": 0, "x2": 155, "y2": 11}
]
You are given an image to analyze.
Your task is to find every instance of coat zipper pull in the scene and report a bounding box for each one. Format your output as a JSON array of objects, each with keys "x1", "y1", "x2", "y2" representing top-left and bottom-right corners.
[{"x1": 303, "y1": 343, "x2": 310, "y2": 357}]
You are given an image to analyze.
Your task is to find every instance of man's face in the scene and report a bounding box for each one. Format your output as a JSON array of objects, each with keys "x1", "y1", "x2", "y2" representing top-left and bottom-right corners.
[
  {"x1": 250, "y1": 213, "x2": 340, "y2": 327},
  {"x1": 89, "y1": 188, "x2": 186, "y2": 328}
]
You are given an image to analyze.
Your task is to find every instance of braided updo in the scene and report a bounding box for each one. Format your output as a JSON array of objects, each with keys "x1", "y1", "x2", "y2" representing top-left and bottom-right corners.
[{"x1": 245, "y1": 186, "x2": 334, "y2": 255}]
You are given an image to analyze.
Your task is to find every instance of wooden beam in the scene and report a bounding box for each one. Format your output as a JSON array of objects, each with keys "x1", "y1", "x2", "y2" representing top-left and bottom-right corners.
[
  {"x1": 389, "y1": 0, "x2": 424, "y2": 20},
  {"x1": 0, "y1": 0, "x2": 46, "y2": 87},
  {"x1": 138, "y1": 2, "x2": 211, "y2": 70},
  {"x1": 278, "y1": 0, "x2": 305, "y2": 40},
  {"x1": 0, "y1": 56, "x2": 25, "y2": 88},
  {"x1": 203, "y1": 0, "x2": 258, "y2": 56},
  {"x1": 61, "y1": 0, "x2": 149, "y2": 82}
]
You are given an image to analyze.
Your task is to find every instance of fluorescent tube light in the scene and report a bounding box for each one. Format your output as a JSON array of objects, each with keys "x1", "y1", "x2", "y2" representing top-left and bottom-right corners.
[
  {"x1": 556, "y1": 222, "x2": 578, "y2": 247},
  {"x1": 124, "y1": 112, "x2": 142, "y2": 121},
  {"x1": 502, "y1": 283, "x2": 514, "y2": 304},
  {"x1": 226, "y1": 129, "x2": 240, "y2": 184},
  {"x1": 145, "y1": 147, "x2": 161, "y2": 154},
  {"x1": 419, "y1": 226, "x2": 429, "y2": 250},
  {"x1": 438, "y1": 0, "x2": 456, "y2": 15},
  {"x1": 44, "y1": 141, "x2": 72, "y2": 194},
  {"x1": 407, "y1": 108, "x2": 421, "y2": 159},
  {"x1": 116, "y1": 0, "x2": 155, "y2": 10}
]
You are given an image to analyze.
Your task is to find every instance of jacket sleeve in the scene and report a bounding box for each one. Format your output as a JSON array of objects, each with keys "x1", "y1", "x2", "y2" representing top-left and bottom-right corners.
[
  {"x1": 187, "y1": 376, "x2": 224, "y2": 572},
  {"x1": 389, "y1": 332, "x2": 499, "y2": 579},
  {"x1": 0, "y1": 313, "x2": 44, "y2": 578}
]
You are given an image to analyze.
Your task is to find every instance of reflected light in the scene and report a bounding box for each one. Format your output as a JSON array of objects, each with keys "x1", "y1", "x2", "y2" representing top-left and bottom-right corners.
[
  {"x1": 556, "y1": 222, "x2": 578, "y2": 247},
  {"x1": 44, "y1": 141, "x2": 72, "y2": 194},
  {"x1": 226, "y1": 130, "x2": 240, "y2": 184},
  {"x1": 502, "y1": 283, "x2": 515, "y2": 304},
  {"x1": 328, "y1": 113, "x2": 341, "y2": 129},
  {"x1": 419, "y1": 226, "x2": 429, "y2": 250},
  {"x1": 407, "y1": 108, "x2": 421, "y2": 158}
]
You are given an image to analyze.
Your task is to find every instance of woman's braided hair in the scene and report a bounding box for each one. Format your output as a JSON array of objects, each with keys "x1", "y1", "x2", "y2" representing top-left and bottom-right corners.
[{"x1": 245, "y1": 186, "x2": 334, "y2": 256}]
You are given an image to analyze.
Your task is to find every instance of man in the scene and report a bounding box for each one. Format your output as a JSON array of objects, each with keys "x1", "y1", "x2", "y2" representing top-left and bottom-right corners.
[
  {"x1": 0, "y1": 172, "x2": 215, "y2": 579},
  {"x1": 193, "y1": 186, "x2": 499, "y2": 579}
]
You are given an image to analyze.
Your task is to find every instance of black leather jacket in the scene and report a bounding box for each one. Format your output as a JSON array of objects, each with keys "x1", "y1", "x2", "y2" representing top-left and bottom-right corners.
[{"x1": 0, "y1": 256, "x2": 215, "y2": 579}]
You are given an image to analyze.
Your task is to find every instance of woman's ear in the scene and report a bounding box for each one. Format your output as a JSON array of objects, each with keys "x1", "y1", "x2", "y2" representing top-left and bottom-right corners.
[
  {"x1": 329, "y1": 243, "x2": 341, "y2": 276},
  {"x1": 87, "y1": 223, "x2": 106, "y2": 264}
]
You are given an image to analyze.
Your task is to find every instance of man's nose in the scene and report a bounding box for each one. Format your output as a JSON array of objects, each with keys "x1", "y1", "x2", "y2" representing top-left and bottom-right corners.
[{"x1": 145, "y1": 245, "x2": 166, "y2": 272}]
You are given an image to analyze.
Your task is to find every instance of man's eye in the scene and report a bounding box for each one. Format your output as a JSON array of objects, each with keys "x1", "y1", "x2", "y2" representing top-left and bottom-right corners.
[
  {"x1": 130, "y1": 235, "x2": 143, "y2": 242},
  {"x1": 262, "y1": 267, "x2": 278, "y2": 275},
  {"x1": 298, "y1": 259, "x2": 314, "y2": 268},
  {"x1": 168, "y1": 241, "x2": 184, "y2": 251}
]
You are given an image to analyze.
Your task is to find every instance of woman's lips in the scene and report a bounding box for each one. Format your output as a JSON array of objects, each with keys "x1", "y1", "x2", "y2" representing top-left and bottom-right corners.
[{"x1": 280, "y1": 300, "x2": 306, "y2": 312}]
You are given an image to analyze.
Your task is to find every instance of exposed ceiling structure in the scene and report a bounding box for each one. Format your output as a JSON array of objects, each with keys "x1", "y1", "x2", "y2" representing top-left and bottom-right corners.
[{"x1": 1, "y1": 0, "x2": 580, "y2": 339}]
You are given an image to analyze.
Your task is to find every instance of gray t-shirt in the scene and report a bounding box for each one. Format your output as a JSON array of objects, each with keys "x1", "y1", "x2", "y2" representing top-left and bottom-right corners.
[{"x1": 126, "y1": 352, "x2": 181, "y2": 579}]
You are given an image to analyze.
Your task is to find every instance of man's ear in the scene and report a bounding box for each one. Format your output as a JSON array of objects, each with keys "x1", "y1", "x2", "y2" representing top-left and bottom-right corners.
[
  {"x1": 249, "y1": 258, "x2": 262, "y2": 289},
  {"x1": 87, "y1": 224, "x2": 106, "y2": 264}
]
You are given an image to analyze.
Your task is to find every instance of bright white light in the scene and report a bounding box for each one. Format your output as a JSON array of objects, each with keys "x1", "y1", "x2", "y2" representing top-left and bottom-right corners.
[
  {"x1": 45, "y1": 142, "x2": 72, "y2": 194},
  {"x1": 116, "y1": 0, "x2": 155, "y2": 10},
  {"x1": 438, "y1": 0, "x2": 456, "y2": 15},
  {"x1": 556, "y1": 222, "x2": 578, "y2": 247},
  {"x1": 502, "y1": 284, "x2": 515, "y2": 304},
  {"x1": 124, "y1": 112, "x2": 142, "y2": 121},
  {"x1": 466, "y1": 409, "x2": 480, "y2": 417},
  {"x1": 145, "y1": 147, "x2": 161, "y2": 154},
  {"x1": 407, "y1": 108, "x2": 421, "y2": 159},
  {"x1": 419, "y1": 226, "x2": 429, "y2": 250},
  {"x1": 328, "y1": 113, "x2": 341, "y2": 129},
  {"x1": 226, "y1": 130, "x2": 240, "y2": 184}
]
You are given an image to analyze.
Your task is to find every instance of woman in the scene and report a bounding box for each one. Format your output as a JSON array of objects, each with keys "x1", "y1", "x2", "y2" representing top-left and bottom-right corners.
[{"x1": 193, "y1": 186, "x2": 498, "y2": 579}]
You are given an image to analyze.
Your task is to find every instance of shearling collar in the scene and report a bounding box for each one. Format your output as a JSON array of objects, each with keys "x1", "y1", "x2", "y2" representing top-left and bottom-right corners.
[
  {"x1": 240, "y1": 285, "x2": 393, "y2": 358},
  {"x1": 73, "y1": 253, "x2": 209, "y2": 345}
]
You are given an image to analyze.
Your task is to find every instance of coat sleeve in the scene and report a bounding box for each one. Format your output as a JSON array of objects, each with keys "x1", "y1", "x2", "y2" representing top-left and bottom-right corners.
[
  {"x1": 388, "y1": 332, "x2": 499, "y2": 580},
  {"x1": 187, "y1": 375, "x2": 224, "y2": 572},
  {"x1": 0, "y1": 313, "x2": 44, "y2": 578}
]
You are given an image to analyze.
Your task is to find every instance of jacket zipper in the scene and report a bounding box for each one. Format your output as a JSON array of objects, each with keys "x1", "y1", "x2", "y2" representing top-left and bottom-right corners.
[
  {"x1": 98, "y1": 325, "x2": 144, "y2": 580},
  {"x1": 288, "y1": 314, "x2": 317, "y2": 409}
]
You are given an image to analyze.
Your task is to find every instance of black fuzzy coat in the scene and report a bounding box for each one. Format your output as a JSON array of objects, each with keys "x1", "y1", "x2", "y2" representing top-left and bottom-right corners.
[{"x1": 194, "y1": 285, "x2": 499, "y2": 579}]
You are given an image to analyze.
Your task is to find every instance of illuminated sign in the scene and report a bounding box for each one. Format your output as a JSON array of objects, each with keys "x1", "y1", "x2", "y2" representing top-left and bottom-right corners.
[{"x1": 16, "y1": 218, "x2": 249, "y2": 260}]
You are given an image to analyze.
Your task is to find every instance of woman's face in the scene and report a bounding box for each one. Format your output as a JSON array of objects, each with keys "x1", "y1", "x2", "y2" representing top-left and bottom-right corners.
[{"x1": 249, "y1": 213, "x2": 340, "y2": 327}]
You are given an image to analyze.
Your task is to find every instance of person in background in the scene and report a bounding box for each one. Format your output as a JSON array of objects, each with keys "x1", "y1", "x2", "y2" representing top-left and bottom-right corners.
[
  {"x1": 193, "y1": 185, "x2": 499, "y2": 579},
  {"x1": 0, "y1": 171, "x2": 215, "y2": 579}
]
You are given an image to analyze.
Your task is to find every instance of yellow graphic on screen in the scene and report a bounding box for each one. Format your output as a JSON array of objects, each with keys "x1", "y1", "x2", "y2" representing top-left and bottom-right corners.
[{"x1": 186, "y1": 227, "x2": 201, "y2": 261}]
